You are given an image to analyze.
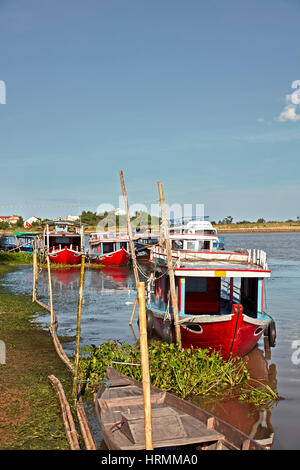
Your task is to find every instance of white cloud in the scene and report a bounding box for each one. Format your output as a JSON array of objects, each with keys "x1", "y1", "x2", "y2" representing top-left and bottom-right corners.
[
  {"x1": 278, "y1": 104, "x2": 300, "y2": 122},
  {"x1": 277, "y1": 93, "x2": 300, "y2": 122}
]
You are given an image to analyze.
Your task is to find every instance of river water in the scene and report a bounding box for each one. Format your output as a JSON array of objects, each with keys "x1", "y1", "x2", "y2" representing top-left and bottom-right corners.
[{"x1": 1, "y1": 232, "x2": 300, "y2": 450}]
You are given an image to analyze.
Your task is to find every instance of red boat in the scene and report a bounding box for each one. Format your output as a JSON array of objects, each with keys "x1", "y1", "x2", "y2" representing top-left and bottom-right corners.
[
  {"x1": 89, "y1": 231, "x2": 131, "y2": 266},
  {"x1": 43, "y1": 220, "x2": 85, "y2": 265},
  {"x1": 91, "y1": 247, "x2": 130, "y2": 266},
  {"x1": 48, "y1": 245, "x2": 83, "y2": 265},
  {"x1": 146, "y1": 247, "x2": 276, "y2": 361}
]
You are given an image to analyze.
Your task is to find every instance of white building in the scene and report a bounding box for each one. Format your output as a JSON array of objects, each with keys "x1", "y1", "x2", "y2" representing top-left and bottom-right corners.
[
  {"x1": 114, "y1": 208, "x2": 126, "y2": 216},
  {"x1": 24, "y1": 216, "x2": 40, "y2": 228}
]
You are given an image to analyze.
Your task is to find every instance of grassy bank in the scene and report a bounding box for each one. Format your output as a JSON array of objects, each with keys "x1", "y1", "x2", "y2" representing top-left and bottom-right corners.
[
  {"x1": 0, "y1": 264, "x2": 79, "y2": 450},
  {"x1": 216, "y1": 221, "x2": 300, "y2": 233},
  {"x1": 0, "y1": 251, "x2": 33, "y2": 265}
]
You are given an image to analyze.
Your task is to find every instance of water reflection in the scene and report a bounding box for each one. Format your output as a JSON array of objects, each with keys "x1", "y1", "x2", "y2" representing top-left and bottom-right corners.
[
  {"x1": 89, "y1": 266, "x2": 133, "y2": 293},
  {"x1": 188, "y1": 347, "x2": 276, "y2": 448}
]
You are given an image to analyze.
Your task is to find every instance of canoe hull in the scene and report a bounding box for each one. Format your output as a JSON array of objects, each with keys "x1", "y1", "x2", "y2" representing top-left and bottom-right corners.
[{"x1": 95, "y1": 367, "x2": 266, "y2": 451}]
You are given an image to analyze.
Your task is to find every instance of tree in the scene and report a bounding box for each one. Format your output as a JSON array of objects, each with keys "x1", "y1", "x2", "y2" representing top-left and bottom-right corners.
[
  {"x1": 222, "y1": 216, "x2": 233, "y2": 225},
  {"x1": 257, "y1": 218, "x2": 266, "y2": 224}
]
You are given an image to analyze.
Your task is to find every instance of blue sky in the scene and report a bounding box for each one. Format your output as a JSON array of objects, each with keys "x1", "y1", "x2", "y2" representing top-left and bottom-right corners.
[{"x1": 0, "y1": 0, "x2": 300, "y2": 221}]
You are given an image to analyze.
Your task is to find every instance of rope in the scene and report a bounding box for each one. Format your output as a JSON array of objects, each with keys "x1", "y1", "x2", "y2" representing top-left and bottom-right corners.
[{"x1": 111, "y1": 360, "x2": 141, "y2": 366}]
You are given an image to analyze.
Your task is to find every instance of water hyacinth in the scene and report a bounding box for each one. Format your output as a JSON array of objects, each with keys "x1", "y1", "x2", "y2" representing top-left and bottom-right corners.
[
  {"x1": 78, "y1": 340, "x2": 251, "y2": 400},
  {"x1": 78, "y1": 340, "x2": 280, "y2": 406}
]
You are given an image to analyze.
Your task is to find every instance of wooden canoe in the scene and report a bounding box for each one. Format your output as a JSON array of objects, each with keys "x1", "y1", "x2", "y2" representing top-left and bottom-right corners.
[{"x1": 95, "y1": 367, "x2": 266, "y2": 451}]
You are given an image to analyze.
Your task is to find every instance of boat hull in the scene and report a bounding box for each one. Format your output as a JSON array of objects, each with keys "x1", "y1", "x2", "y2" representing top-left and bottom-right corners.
[
  {"x1": 48, "y1": 246, "x2": 83, "y2": 265},
  {"x1": 92, "y1": 247, "x2": 130, "y2": 266},
  {"x1": 95, "y1": 367, "x2": 266, "y2": 450},
  {"x1": 151, "y1": 305, "x2": 268, "y2": 361}
]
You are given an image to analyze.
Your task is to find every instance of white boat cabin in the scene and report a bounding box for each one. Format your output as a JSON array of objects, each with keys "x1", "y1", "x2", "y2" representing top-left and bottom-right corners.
[
  {"x1": 148, "y1": 250, "x2": 270, "y2": 321},
  {"x1": 89, "y1": 231, "x2": 132, "y2": 256},
  {"x1": 167, "y1": 219, "x2": 224, "y2": 251}
]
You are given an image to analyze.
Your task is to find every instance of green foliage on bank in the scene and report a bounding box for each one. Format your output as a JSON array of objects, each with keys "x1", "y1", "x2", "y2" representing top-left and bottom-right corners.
[
  {"x1": 0, "y1": 251, "x2": 33, "y2": 264},
  {"x1": 78, "y1": 340, "x2": 279, "y2": 406}
]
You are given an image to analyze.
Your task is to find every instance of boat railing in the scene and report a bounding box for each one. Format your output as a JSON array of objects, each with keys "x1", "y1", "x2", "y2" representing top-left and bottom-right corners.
[
  {"x1": 89, "y1": 231, "x2": 130, "y2": 240},
  {"x1": 167, "y1": 216, "x2": 210, "y2": 227},
  {"x1": 49, "y1": 245, "x2": 80, "y2": 252},
  {"x1": 150, "y1": 245, "x2": 269, "y2": 270},
  {"x1": 247, "y1": 249, "x2": 268, "y2": 270}
]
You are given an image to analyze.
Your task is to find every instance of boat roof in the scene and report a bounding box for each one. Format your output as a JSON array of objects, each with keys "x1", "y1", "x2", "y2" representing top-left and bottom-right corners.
[
  {"x1": 13, "y1": 232, "x2": 40, "y2": 237},
  {"x1": 153, "y1": 249, "x2": 271, "y2": 278},
  {"x1": 43, "y1": 219, "x2": 86, "y2": 227},
  {"x1": 48, "y1": 231, "x2": 81, "y2": 237},
  {"x1": 174, "y1": 262, "x2": 271, "y2": 278}
]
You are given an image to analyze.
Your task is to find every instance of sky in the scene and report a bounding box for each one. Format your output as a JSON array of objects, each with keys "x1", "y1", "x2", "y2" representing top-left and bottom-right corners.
[{"x1": 0, "y1": 0, "x2": 300, "y2": 222}]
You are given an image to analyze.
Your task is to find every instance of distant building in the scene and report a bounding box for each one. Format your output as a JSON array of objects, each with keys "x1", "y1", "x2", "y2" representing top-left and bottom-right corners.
[
  {"x1": 114, "y1": 208, "x2": 126, "y2": 216},
  {"x1": 67, "y1": 215, "x2": 80, "y2": 221},
  {"x1": 24, "y1": 216, "x2": 40, "y2": 228},
  {"x1": 0, "y1": 214, "x2": 22, "y2": 225}
]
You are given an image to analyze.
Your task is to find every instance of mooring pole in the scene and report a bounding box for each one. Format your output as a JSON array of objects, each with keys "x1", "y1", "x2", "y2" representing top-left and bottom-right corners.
[
  {"x1": 129, "y1": 293, "x2": 138, "y2": 326},
  {"x1": 157, "y1": 181, "x2": 182, "y2": 347},
  {"x1": 138, "y1": 281, "x2": 153, "y2": 450},
  {"x1": 47, "y1": 255, "x2": 55, "y2": 328},
  {"x1": 32, "y1": 238, "x2": 37, "y2": 302},
  {"x1": 73, "y1": 255, "x2": 86, "y2": 407},
  {"x1": 120, "y1": 170, "x2": 140, "y2": 324}
]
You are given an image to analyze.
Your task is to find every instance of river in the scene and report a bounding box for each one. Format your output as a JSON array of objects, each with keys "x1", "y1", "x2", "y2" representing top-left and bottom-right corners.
[{"x1": 1, "y1": 232, "x2": 299, "y2": 450}]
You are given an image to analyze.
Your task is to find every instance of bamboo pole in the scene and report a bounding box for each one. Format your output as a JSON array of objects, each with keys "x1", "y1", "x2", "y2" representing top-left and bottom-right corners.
[
  {"x1": 72, "y1": 255, "x2": 86, "y2": 406},
  {"x1": 138, "y1": 281, "x2": 153, "y2": 450},
  {"x1": 32, "y1": 238, "x2": 37, "y2": 302},
  {"x1": 120, "y1": 170, "x2": 140, "y2": 324},
  {"x1": 47, "y1": 255, "x2": 55, "y2": 327},
  {"x1": 76, "y1": 397, "x2": 97, "y2": 450},
  {"x1": 48, "y1": 375, "x2": 80, "y2": 450},
  {"x1": 119, "y1": 170, "x2": 139, "y2": 287},
  {"x1": 157, "y1": 181, "x2": 182, "y2": 347},
  {"x1": 129, "y1": 293, "x2": 138, "y2": 326}
]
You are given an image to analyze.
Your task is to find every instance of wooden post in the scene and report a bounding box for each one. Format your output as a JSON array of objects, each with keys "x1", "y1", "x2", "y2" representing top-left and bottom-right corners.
[
  {"x1": 129, "y1": 293, "x2": 138, "y2": 326},
  {"x1": 120, "y1": 170, "x2": 140, "y2": 325},
  {"x1": 138, "y1": 281, "x2": 153, "y2": 450},
  {"x1": 73, "y1": 255, "x2": 86, "y2": 406},
  {"x1": 119, "y1": 170, "x2": 139, "y2": 287},
  {"x1": 32, "y1": 238, "x2": 37, "y2": 302},
  {"x1": 46, "y1": 223, "x2": 49, "y2": 252},
  {"x1": 47, "y1": 255, "x2": 54, "y2": 327},
  {"x1": 157, "y1": 181, "x2": 182, "y2": 347}
]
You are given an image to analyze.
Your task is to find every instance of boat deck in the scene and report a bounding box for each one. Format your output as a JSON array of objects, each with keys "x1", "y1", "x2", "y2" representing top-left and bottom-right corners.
[
  {"x1": 96, "y1": 368, "x2": 266, "y2": 451},
  {"x1": 97, "y1": 370, "x2": 224, "y2": 450}
]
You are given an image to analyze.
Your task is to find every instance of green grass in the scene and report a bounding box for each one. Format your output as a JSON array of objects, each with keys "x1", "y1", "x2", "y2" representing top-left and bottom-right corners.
[
  {"x1": 0, "y1": 265, "x2": 80, "y2": 450},
  {"x1": 0, "y1": 251, "x2": 33, "y2": 265}
]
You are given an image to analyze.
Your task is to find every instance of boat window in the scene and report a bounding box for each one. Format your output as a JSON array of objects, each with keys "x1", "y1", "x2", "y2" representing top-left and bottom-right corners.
[
  {"x1": 185, "y1": 278, "x2": 207, "y2": 293},
  {"x1": 172, "y1": 240, "x2": 183, "y2": 250},
  {"x1": 241, "y1": 278, "x2": 258, "y2": 316},
  {"x1": 56, "y1": 237, "x2": 70, "y2": 244},
  {"x1": 185, "y1": 278, "x2": 221, "y2": 315},
  {"x1": 103, "y1": 242, "x2": 114, "y2": 254},
  {"x1": 186, "y1": 241, "x2": 196, "y2": 250}
]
